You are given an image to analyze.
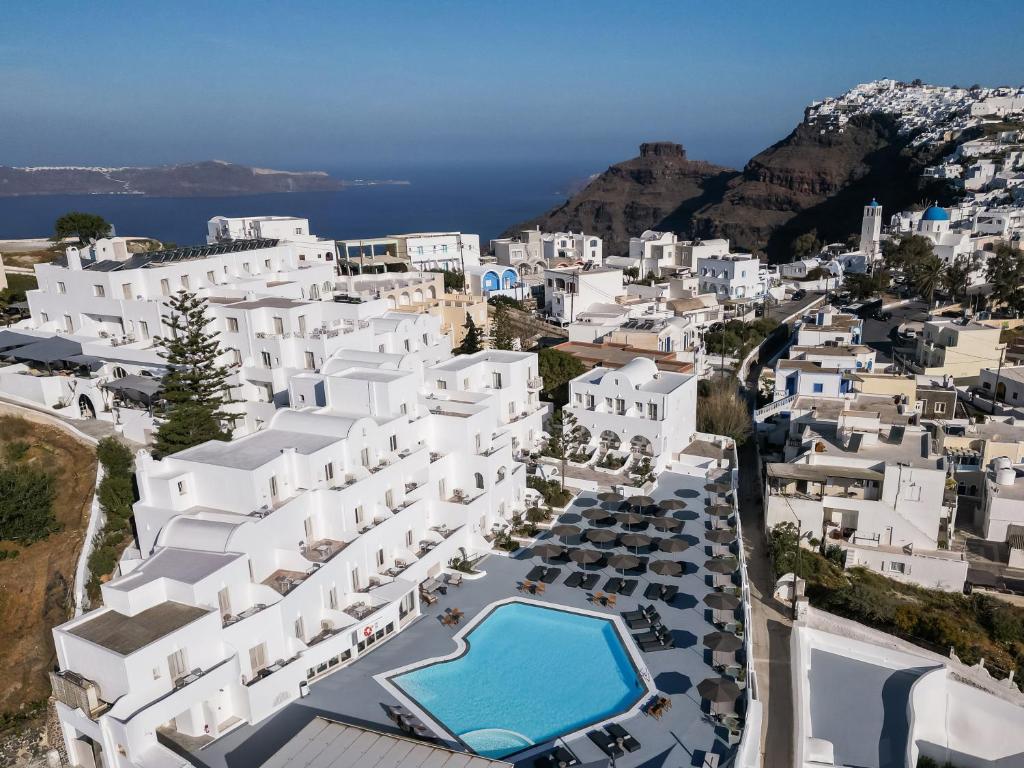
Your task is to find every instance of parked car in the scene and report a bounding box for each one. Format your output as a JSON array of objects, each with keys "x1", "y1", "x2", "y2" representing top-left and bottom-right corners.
[
  {"x1": 871, "y1": 310, "x2": 893, "y2": 321},
  {"x1": 791, "y1": 289, "x2": 807, "y2": 301}
]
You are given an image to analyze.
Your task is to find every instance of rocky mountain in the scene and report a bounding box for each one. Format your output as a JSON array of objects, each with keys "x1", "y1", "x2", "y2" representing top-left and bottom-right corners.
[
  {"x1": 0, "y1": 160, "x2": 349, "y2": 197},
  {"x1": 508, "y1": 142, "x2": 737, "y2": 255},
  {"x1": 515, "y1": 80, "x2": 1024, "y2": 261}
]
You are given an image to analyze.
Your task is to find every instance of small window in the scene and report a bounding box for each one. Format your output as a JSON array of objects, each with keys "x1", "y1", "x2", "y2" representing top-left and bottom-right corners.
[
  {"x1": 261, "y1": 351, "x2": 272, "y2": 368},
  {"x1": 400, "y1": 403, "x2": 408, "y2": 415},
  {"x1": 324, "y1": 462, "x2": 334, "y2": 481},
  {"x1": 57, "y1": 281, "x2": 66, "y2": 294},
  {"x1": 226, "y1": 317, "x2": 239, "y2": 332},
  {"x1": 889, "y1": 561, "x2": 906, "y2": 574},
  {"x1": 177, "y1": 480, "x2": 186, "y2": 495},
  {"x1": 160, "y1": 278, "x2": 170, "y2": 296},
  {"x1": 437, "y1": 379, "x2": 447, "y2": 390},
  {"x1": 122, "y1": 283, "x2": 132, "y2": 299},
  {"x1": 474, "y1": 472, "x2": 484, "y2": 489},
  {"x1": 389, "y1": 435, "x2": 398, "y2": 451},
  {"x1": 93, "y1": 284, "x2": 105, "y2": 297},
  {"x1": 180, "y1": 275, "x2": 190, "y2": 290},
  {"x1": 933, "y1": 401, "x2": 946, "y2": 415},
  {"x1": 207, "y1": 270, "x2": 216, "y2": 284},
  {"x1": 304, "y1": 351, "x2": 315, "y2": 370},
  {"x1": 812, "y1": 383, "x2": 824, "y2": 393}
]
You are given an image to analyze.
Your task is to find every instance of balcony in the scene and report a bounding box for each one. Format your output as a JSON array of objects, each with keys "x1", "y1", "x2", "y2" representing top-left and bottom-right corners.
[
  {"x1": 527, "y1": 376, "x2": 544, "y2": 390},
  {"x1": 50, "y1": 670, "x2": 109, "y2": 720},
  {"x1": 262, "y1": 568, "x2": 312, "y2": 596},
  {"x1": 301, "y1": 537, "x2": 348, "y2": 564}
]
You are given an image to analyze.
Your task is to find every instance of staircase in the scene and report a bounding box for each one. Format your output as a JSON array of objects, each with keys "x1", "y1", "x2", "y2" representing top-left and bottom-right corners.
[{"x1": 754, "y1": 394, "x2": 797, "y2": 422}]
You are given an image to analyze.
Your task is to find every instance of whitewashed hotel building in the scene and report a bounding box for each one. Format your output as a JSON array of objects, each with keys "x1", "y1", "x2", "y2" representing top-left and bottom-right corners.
[{"x1": 49, "y1": 339, "x2": 539, "y2": 768}]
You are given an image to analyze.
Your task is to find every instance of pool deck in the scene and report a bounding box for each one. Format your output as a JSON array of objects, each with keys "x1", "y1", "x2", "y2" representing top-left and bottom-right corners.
[{"x1": 185, "y1": 469, "x2": 744, "y2": 768}]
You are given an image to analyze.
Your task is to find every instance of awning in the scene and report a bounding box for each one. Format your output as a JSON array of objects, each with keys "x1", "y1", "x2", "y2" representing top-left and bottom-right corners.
[
  {"x1": 102, "y1": 375, "x2": 162, "y2": 405},
  {"x1": 0, "y1": 330, "x2": 42, "y2": 352},
  {"x1": 6, "y1": 337, "x2": 84, "y2": 365}
]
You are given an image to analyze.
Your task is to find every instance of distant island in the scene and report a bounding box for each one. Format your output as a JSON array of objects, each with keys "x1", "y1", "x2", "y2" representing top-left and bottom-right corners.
[{"x1": 0, "y1": 160, "x2": 408, "y2": 197}]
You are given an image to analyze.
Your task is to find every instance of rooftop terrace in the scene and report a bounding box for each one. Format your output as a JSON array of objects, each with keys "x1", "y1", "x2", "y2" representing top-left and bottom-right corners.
[{"x1": 67, "y1": 601, "x2": 210, "y2": 655}]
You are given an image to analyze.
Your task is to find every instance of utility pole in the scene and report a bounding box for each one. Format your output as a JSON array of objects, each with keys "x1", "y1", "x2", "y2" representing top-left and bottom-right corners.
[{"x1": 991, "y1": 346, "x2": 1006, "y2": 415}]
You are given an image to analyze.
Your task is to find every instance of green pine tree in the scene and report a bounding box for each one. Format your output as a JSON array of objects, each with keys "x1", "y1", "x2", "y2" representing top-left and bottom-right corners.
[
  {"x1": 492, "y1": 305, "x2": 515, "y2": 350},
  {"x1": 458, "y1": 312, "x2": 483, "y2": 355},
  {"x1": 154, "y1": 291, "x2": 238, "y2": 456}
]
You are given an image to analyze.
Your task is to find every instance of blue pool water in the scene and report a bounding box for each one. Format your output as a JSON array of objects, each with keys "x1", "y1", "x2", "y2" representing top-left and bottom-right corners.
[{"x1": 391, "y1": 602, "x2": 646, "y2": 758}]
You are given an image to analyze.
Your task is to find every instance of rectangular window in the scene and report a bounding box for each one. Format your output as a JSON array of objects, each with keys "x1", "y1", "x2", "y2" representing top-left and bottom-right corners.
[
  {"x1": 63, "y1": 314, "x2": 73, "y2": 333},
  {"x1": 304, "y1": 351, "x2": 315, "y2": 370},
  {"x1": 328, "y1": 586, "x2": 338, "y2": 610},
  {"x1": 167, "y1": 649, "x2": 188, "y2": 682},
  {"x1": 889, "y1": 561, "x2": 906, "y2": 574},
  {"x1": 933, "y1": 401, "x2": 946, "y2": 415},
  {"x1": 605, "y1": 397, "x2": 614, "y2": 409},
  {"x1": 812, "y1": 383, "x2": 824, "y2": 393},
  {"x1": 207, "y1": 270, "x2": 216, "y2": 284},
  {"x1": 122, "y1": 283, "x2": 132, "y2": 299},
  {"x1": 586, "y1": 394, "x2": 595, "y2": 409},
  {"x1": 269, "y1": 475, "x2": 279, "y2": 501},
  {"x1": 354, "y1": 505, "x2": 365, "y2": 526},
  {"x1": 57, "y1": 281, "x2": 66, "y2": 294},
  {"x1": 40, "y1": 312, "x2": 49, "y2": 323},
  {"x1": 264, "y1": 259, "x2": 271, "y2": 270},
  {"x1": 351, "y1": 567, "x2": 361, "y2": 591},
  {"x1": 389, "y1": 435, "x2": 398, "y2": 451},
  {"x1": 406, "y1": 529, "x2": 414, "y2": 547},
  {"x1": 160, "y1": 279, "x2": 170, "y2": 296},
  {"x1": 228, "y1": 349, "x2": 242, "y2": 366},
  {"x1": 615, "y1": 398, "x2": 626, "y2": 415},
  {"x1": 176, "y1": 480, "x2": 186, "y2": 495},
  {"x1": 226, "y1": 317, "x2": 239, "y2": 332},
  {"x1": 361, "y1": 447, "x2": 371, "y2": 467},
  {"x1": 243, "y1": 262, "x2": 251, "y2": 273},
  {"x1": 376, "y1": 548, "x2": 385, "y2": 567},
  {"x1": 385, "y1": 489, "x2": 394, "y2": 509},
  {"x1": 294, "y1": 616, "x2": 305, "y2": 641},
  {"x1": 139, "y1": 320, "x2": 149, "y2": 340},
  {"x1": 273, "y1": 317, "x2": 284, "y2": 335},
  {"x1": 647, "y1": 402, "x2": 658, "y2": 420},
  {"x1": 324, "y1": 462, "x2": 334, "y2": 482},
  {"x1": 400, "y1": 403, "x2": 408, "y2": 415},
  {"x1": 492, "y1": 372, "x2": 503, "y2": 389},
  {"x1": 93, "y1": 284, "x2": 105, "y2": 297},
  {"x1": 575, "y1": 394, "x2": 583, "y2": 404},
  {"x1": 261, "y1": 351, "x2": 272, "y2": 368},
  {"x1": 436, "y1": 379, "x2": 447, "y2": 390},
  {"x1": 217, "y1": 588, "x2": 231, "y2": 618},
  {"x1": 404, "y1": 339, "x2": 411, "y2": 352},
  {"x1": 422, "y1": 333, "x2": 429, "y2": 345},
  {"x1": 180, "y1": 275, "x2": 190, "y2": 290}
]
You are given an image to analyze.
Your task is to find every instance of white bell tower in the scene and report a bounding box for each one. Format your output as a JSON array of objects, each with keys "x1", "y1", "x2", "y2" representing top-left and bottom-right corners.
[{"x1": 860, "y1": 198, "x2": 882, "y2": 260}]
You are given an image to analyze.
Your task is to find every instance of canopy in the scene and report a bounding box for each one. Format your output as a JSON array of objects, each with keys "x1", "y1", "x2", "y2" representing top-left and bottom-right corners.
[
  {"x1": 703, "y1": 630, "x2": 743, "y2": 652},
  {"x1": 6, "y1": 336, "x2": 83, "y2": 365},
  {"x1": 658, "y1": 537, "x2": 689, "y2": 553},
  {"x1": 0, "y1": 330, "x2": 41, "y2": 352},
  {"x1": 651, "y1": 517, "x2": 682, "y2": 532},
  {"x1": 607, "y1": 554, "x2": 640, "y2": 572},
  {"x1": 551, "y1": 524, "x2": 581, "y2": 539},
  {"x1": 705, "y1": 557, "x2": 739, "y2": 574},
  {"x1": 103, "y1": 375, "x2": 163, "y2": 406},
  {"x1": 658, "y1": 499, "x2": 686, "y2": 511},
  {"x1": 703, "y1": 592, "x2": 741, "y2": 610},
  {"x1": 585, "y1": 528, "x2": 618, "y2": 544},
  {"x1": 649, "y1": 559, "x2": 682, "y2": 576}
]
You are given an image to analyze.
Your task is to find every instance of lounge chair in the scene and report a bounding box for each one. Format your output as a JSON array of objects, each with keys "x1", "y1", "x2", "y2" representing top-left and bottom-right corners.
[
  {"x1": 633, "y1": 625, "x2": 669, "y2": 644},
  {"x1": 660, "y1": 584, "x2": 679, "y2": 602},
  {"x1": 587, "y1": 730, "x2": 624, "y2": 759},
  {"x1": 621, "y1": 604, "x2": 655, "y2": 622},
  {"x1": 446, "y1": 573, "x2": 463, "y2": 587},
  {"x1": 605, "y1": 723, "x2": 641, "y2": 753},
  {"x1": 626, "y1": 611, "x2": 661, "y2": 630},
  {"x1": 419, "y1": 590, "x2": 438, "y2": 605},
  {"x1": 384, "y1": 703, "x2": 411, "y2": 724},
  {"x1": 565, "y1": 571, "x2": 584, "y2": 588},
  {"x1": 604, "y1": 577, "x2": 623, "y2": 594},
  {"x1": 619, "y1": 579, "x2": 638, "y2": 596},
  {"x1": 644, "y1": 582, "x2": 664, "y2": 600},
  {"x1": 541, "y1": 567, "x2": 562, "y2": 584},
  {"x1": 580, "y1": 573, "x2": 600, "y2": 590},
  {"x1": 526, "y1": 565, "x2": 546, "y2": 581},
  {"x1": 533, "y1": 745, "x2": 579, "y2": 767},
  {"x1": 605, "y1": 594, "x2": 617, "y2": 607},
  {"x1": 640, "y1": 634, "x2": 676, "y2": 652}
]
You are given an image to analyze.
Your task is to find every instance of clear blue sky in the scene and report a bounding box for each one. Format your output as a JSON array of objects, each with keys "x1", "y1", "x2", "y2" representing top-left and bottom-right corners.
[{"x1": 3, "y1": 0, "x2": 1023, "y2": 173}]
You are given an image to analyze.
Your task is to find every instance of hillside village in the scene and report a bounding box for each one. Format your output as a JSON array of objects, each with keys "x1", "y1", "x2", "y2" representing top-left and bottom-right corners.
[{"x1": 3, "y1": 78, "x2": 1024, "y2": 768}]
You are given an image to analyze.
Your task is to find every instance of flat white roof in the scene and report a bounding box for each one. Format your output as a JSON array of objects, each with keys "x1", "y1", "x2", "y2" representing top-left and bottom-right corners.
[
  {"x1": 173, "y1": 429, "x2": 339, "y2": 470},
  {"x1": 259, "y1": 717, "x2": 511, "y2": 768}
]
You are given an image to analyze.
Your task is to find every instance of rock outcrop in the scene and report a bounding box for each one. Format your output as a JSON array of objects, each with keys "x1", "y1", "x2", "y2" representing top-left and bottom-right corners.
[{"x1": 508, "y1": 142, "x2": 737, "y2": 256}]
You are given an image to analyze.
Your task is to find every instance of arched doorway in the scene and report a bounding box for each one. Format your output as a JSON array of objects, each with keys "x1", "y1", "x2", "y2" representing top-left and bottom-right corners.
[
  {"x1": 78, "y1": 395, "x2": 96, "y2": 419},
  {"x1": 599, "y1": 430, "x2": 621, "y2": 450},
  {"x1": 630, "y1": 435, "x2": 654, "y2": 456}
]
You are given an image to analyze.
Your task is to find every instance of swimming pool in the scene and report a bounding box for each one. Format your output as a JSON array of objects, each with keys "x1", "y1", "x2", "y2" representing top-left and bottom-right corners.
[{"x1": 388, "y1": 601, "x2": 647, "y2": 758}]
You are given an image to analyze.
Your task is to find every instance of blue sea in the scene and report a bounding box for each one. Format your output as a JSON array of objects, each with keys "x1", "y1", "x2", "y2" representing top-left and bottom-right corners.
[{"x1": 0, "y1": 164, "x2": 588, "y2": 247}]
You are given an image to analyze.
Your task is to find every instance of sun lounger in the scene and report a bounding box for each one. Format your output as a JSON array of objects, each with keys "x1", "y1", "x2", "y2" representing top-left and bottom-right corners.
[
  {"x1": 626, "y1": 611, "x2": 660, "y2": 629},
  {"x1": 526, "y1": 565, "x2": 546, "y2": 581},
  {"x1": 384, "y1": 703, "x2": 411, "y2": 724},
  {"x1": 419, "y1": 591, "x2": 438, "y2": 605},
  {"x1": 619, "y1": 579, "x2": 638, "y2": 596},
  {"x1": 660, "y1": 584, "x2": 679, "y2": 602},
  {"x1": 640, "y1": 635, "x2": 676, "y2": 652},
  {"x1": 633, "y1": 626, "x2": 669, "y2": 644},
  {"x1": 541, "y1": 567, "x2": 562, "y2": 584},
  {"x1": 533, "y1": 745, "x2": 579, "y2": 767},
  {"x1": 621, "y1": 604, "x2": 653, "y2": 622},
  {"x1": 644, "y1": 582, "x2": 664, "y2": 600},
  {"x1": 446, "y1": 573, "x2": 463, "y2": 587},
  {"x1": 587, "y1": 730, "x2": 625, "y2": 759},
  {"x1": 605, "y1": 723, "x2": 641, "y2": 752},
  {"x1": 580, "y1": 573, "x2": 600, "y2": 590},
  {"x1": 565, "y1": 571, "x2": 584, "y2": 588},
  {"x1": 604, "y1": 577, "x2": 623, "y2": 594}
]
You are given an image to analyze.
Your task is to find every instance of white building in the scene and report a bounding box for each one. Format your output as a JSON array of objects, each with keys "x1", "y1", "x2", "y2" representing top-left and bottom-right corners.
[
  {"x1": 696, "y1": 253, "x2": 766, "y2": 302},
  {"x1": 49, "y1": 335, "x2": 540, "y2": 768},
  {"x1": 765, "y1": 411, "x2": 966, "y2": 591},
  {"x1": 491, "y1": 229, "x2": 602, "y2": 277},
  {"x1": 392, "y1": 232, "x2": 481, "y2": 272},
  {"x1": 609, "y1": 233, "x2": 730, "y2": 278},
  {"x1": 207, "y1": 216, "x2": 334, "y2": 254},
  {"x1": 980, "y1": 456, "x2": 1024, "y2": 543},
  {"x1": 542, "y1": 265, "x2": 624, "y2": 325},
  {"x1": 795, "y1": 306, "x2": 864, "y2": 347},
  {"x1": 859, "y1": 198, "x2": 883, "y2": 262},
  {"x1": 565, "y1": 357, "x2": 698, "y2": 472},
  {"x1": 792, "y1": 607, "x2": 1024, "y2": 768}
]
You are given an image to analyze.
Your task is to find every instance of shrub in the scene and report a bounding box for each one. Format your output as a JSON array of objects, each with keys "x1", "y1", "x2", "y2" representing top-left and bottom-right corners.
[
  {"x1": 87, "y1": 438, "x2": 138, "y2": 601},
  {"x1": 526, "y1": 476, "x2": 572, "y2": 508},
  {"x1": 4, "y1": 441, "x2": 30, "y2": 463},
  {"x1": 0, "y1": 464, "x2": 57, "y2": 542}
]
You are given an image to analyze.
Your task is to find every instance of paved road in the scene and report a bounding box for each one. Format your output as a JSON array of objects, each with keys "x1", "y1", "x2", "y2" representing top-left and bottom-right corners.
[{"x1": 859, "y1": 300, "x2": 928, "y2": 364}]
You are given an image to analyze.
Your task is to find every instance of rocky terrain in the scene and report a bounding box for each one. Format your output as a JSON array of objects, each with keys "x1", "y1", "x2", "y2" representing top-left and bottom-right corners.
[
  {"x1": 509, "y1": 142, "x2": 737, "y2": 255},
  {"x1": 513, "y1": 80, "x2": 1017, "y2": 261},
  {"x1": 0, "y1": 160, "x2": 349, "y2": 197}
]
